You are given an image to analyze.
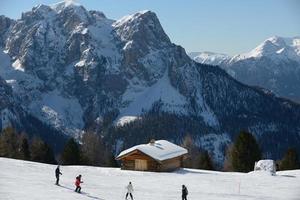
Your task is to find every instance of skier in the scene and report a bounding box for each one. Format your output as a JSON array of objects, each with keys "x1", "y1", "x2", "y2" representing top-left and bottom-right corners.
[
  {"x1": 75, "y1": 175, "x2": 83, "y2": 193},
  {"x1": 125, "y1": 182, "x2": 134, "y2": 200},
  {"x1": 182, "y1": 185, "x2": 188, "y2": 200},
  {"x1": 55, "y1": 165, "x2": 62, "y2": 185}
]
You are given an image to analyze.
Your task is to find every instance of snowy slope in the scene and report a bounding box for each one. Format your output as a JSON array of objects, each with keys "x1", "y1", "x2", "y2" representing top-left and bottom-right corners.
[
  {"x1": 0, "y1": 158, "x2": 300, "y2": 200},
  {"x1": 190, "y1": 36, "x2": 300, "y2": 102},
  {"x1": 116, "y1": 70, "x2": 188, "y2": 125},
  {"x1": 230, "y1": 36, "x2": 300, "y2": 63}
]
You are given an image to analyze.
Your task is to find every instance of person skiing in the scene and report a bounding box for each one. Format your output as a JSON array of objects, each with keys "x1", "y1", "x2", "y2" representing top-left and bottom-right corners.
[
  {"x1": 182, "y1": 185, "x2": 188, "y2": 200},
  {"x1": 125, "y1": 182, "x2": 134, "y2": 200},
  {"x1": 75, "y1": 175, "x2": 83, "y2": 193},
  {"x1": 55, "y1": 165, "x2": 62, "y2": 185}
]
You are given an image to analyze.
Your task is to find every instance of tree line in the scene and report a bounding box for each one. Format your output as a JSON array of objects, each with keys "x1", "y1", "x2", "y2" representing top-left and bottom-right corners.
[
  {"x1": 0, "y1": 127, "x2": 116, "y2": 167},
  {"x1": 0, "y1": 127, "x2": 299, "y2": 171},
  {"x1": 181, "y1": 130, "x2": 300, "y2": 172},
  {"x1": 0, "y1": 127, "x2": 56, "y2": 164}
]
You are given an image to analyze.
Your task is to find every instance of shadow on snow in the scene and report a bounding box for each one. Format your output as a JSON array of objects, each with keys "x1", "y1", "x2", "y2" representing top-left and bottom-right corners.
[{"x1": 57, "y1": 185, "x2": 105, "y2": 200}]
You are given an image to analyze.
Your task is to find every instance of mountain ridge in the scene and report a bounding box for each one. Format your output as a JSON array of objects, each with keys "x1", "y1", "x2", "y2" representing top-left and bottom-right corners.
[
  {"x1": 189, "y1": 36, "x2": 300, "y2": 102},
  {"x1": 0, "y1": 3, "x2": 300, "y2": 163}
]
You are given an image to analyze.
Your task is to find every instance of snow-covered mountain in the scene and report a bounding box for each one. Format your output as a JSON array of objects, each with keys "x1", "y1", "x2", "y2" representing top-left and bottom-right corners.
[
  {"x1": 188, "y1": 51, "x2": 230, "y2": 66},
  {"x1": 230, "y1": 36, "x2": 300, "y2": 63},
  {"x1": 1, "y1": 2, "x2": 300, "y2": 162},
  {"x1": 1, "y1": 157, "x2": 300, "y2": 200},
  {"x1": 189, "y1": 36, "x2": 300, "y2": 102}
]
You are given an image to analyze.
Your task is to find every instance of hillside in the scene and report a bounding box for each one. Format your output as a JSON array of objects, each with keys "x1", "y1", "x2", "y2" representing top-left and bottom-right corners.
[
  {"x1": 0, "y1": 158, "x2": 299, "y2": 200},
  {"x1": 1, "y1": 1, "x2": 300, "y2": 163}
]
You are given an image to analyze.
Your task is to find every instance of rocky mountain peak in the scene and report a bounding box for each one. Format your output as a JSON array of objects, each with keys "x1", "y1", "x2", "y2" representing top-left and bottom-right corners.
[
  {"x1": 113, "y1": 10, "x2": 171, "y2": 49},
  {"x1": 1, "y1": 5, "x2": 300, "y2": 163},
  {"x1": 231, "y1": 36, "x2": 300, "y2": 63},
  {"x1": 51, "y1": 0, "x2": 81, "y2": 12}
]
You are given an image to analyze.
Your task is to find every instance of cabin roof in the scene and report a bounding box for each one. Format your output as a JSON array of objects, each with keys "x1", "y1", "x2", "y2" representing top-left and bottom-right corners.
[{"x1": 116, "y1": 140, "x2": 188, "y2": 161}]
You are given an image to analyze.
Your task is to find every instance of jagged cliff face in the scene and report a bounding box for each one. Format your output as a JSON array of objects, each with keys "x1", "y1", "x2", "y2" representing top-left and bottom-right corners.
[
  {"x1": 0, "y1": 2, "x2": 300, "y2": 163},
  {"x1": 0, "y1": 2, "x2": 201, "y2": 135}
]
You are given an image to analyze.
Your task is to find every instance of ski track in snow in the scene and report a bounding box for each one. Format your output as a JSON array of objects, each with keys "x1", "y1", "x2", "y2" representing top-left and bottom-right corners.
[{"x1": 0, "y1": 158, "x2": 299, "y2": 200}]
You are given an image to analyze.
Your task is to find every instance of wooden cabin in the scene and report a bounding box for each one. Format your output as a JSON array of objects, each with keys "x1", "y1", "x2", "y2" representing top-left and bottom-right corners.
[{"x1": 116, "y1": 140, "x2": 188, "y2": 172}]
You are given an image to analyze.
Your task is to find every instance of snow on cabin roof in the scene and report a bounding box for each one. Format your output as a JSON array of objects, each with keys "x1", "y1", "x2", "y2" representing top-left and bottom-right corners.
[{"x1": 116, "y1": 140, "x2": 188, "y2": 161}]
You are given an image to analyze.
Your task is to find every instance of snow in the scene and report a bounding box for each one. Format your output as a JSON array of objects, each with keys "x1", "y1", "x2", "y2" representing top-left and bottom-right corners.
[
  {"x1": 88, "y1": 20, "x2": 122, "y2": 70},
  {"x1": 11, "y1": 59, "x2": 24, "y2": 72},
  {"x1": 0, "y1": 48, "x2": 43, "y2": 91},
  {"x1": 28, "y1": 90, "x2": 84, "y2": 135},
  {"x1": 190, "y1": 36, "x2": 300, "y2": 66},
  {"x1": 189, "y1": 51, "x2": 230, "y2": 66},
  {"x1": 116, "y1": 70, "x2": 187, "y2": 124},
  {"x1": 254, "y1": 160, "x2": 276, "y2": 175},
  {"x1": 0, "y1": 157, "x2": 300, "y2": 200},
  {"x1": 116, "y1": 140, "x2": 188, "y2": 161},
  {"x1": 113, "y1": 10, "x2": 151, "y2": 29},
  {"x1": 0, "y1": 49, "x2": 85, "y2": 135},
  {"x1": 116, "y1": 116, "x2": 140, "y2": 126},
  {"x1": 199, "y1": 108, "x2": 219, "y2": 127},
  {"x1": 51, "y1": 0, "x2": 81, "y2": 12},
  {"x1": 230, "y1": 36, "x2": 300, "y2": 64},
  {"x1": 196, "y1": 133, "x2": 231, "y2": 164}
]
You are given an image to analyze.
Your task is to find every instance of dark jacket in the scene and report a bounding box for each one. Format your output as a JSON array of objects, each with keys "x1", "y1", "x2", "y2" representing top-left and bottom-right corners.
[
  {"x1": 182, "y1": 186, "x2": 188, "y2": 196},
  {"x1": 55, "y1": 167, "x2": 62, "y2": 177}
]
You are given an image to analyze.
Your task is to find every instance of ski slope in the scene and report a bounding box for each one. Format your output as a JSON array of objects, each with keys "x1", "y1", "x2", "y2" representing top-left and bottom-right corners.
[{"x1": 0, "y1": 157, "x2": 299, "y2": 200}]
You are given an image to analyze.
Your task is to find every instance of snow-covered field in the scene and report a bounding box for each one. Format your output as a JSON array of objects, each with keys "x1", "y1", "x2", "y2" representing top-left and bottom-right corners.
[{"x1": 0, "y1": 157, "x2": 299, "y2": 200}]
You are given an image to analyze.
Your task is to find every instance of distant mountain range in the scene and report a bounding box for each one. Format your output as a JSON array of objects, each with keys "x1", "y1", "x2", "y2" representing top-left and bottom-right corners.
[
  {"x1": 0, "y1": 2, "x2": 300, "y2": 163},
  {"x1": 188, "y1": 51, "x2": 230, "y2": 66},
  {"x1": 189, "y1": 36, "x2": 300, "y2": 102}
]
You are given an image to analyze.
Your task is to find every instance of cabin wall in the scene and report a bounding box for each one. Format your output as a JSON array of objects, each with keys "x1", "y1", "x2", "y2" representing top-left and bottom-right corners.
[
  {"x1": 121, "y1": 160, "x2": 135, "y2": 170},
  {"x1": 159, "y1": 157, "x2": 182, "y2": 172},
  {"x1": 120, "y1": 150, "x2": 159, "y2": 171},
  {"x1": 119, "y1": 151, "x2": 185, "y2": 172}
]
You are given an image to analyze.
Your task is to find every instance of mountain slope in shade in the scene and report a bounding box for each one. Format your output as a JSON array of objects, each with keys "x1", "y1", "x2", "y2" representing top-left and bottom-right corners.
[
  {"x1": 189, "y1": 36, "x2": 300, "y2": 102},
  {"x1": 0, "y1": 2, "x2": 300, "y2": 163}
]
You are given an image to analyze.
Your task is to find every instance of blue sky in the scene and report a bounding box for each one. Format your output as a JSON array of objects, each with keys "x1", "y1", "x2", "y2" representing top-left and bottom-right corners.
[{"x1": 0, "y1": 0, "x2": 299, "y2": 55}]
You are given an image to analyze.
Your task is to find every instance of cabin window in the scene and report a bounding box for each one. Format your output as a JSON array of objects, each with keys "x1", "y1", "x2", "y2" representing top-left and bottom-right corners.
[{"x1": 135, "y1": 159, "x2": 147, "y2": 171}]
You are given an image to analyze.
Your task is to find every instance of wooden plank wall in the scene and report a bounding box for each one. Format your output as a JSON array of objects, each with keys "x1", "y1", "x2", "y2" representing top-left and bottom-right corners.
[{"x1": 120, "y1": 150, "x2": 185, "y2": 172}]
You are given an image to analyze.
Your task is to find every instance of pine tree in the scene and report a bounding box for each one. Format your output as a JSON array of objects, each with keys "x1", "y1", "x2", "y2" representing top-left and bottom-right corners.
[
  {"x1": 280, "y1": 148, "x2": 299, "y2": 170},
  {"x1": 223, "y1": 144, "x2": 234, "y2": 171},
  {"x1": 31, "y1": 137, "x2": 56, "y2": 164},
  {"x1": 231, "y1": 130, "x2": 261, "y2": 172},
  {"x1": 81, "y1": 132, "x2": 117, "y2": 167},
  {"x1": 181, "y1": 134, "x2": 211, "y2": 169},
  {"x1": 18, "y1": 133, "x2": 30, "y2": 160},
  {"x1": 182, "y1": 134, "x2": 198, "y2": 168},
  {"x1": 81, "y1": 132, "x2": 103, "y2": 166},
  {"x1": 198, "y1": 150, "x2": 214, "y2": 170},
  {"x1": 0, "y1": 127, "x2": 19, "y2": 158},
  {"x1": 61, "y1": 138, "x2": 80, "y2": 165}
]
